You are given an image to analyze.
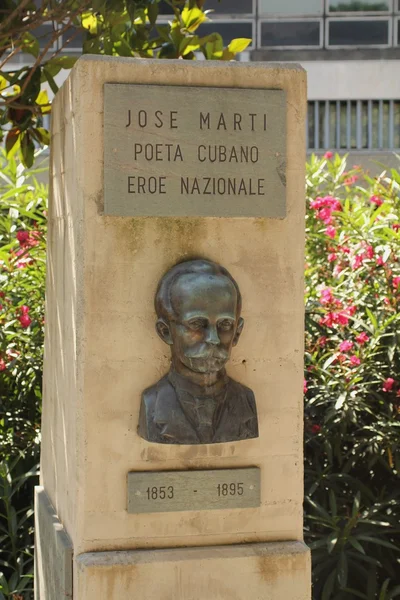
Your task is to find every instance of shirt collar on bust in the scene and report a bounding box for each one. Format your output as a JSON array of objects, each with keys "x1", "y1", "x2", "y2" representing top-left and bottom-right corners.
[{"x1": 168, "y1": 368, "x2": 229, "y2": 399}]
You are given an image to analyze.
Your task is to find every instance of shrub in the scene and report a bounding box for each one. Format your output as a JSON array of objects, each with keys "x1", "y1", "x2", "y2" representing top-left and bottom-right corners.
[
  {"x1": 0, "y1": 149, "x2": 46, "y2": 599},
  {"x1": 304, "y1": 154, "x2": 400, "y2": 599},
  {"x1": 0, "y1": 151, "x2": 399, "y2": 599}
]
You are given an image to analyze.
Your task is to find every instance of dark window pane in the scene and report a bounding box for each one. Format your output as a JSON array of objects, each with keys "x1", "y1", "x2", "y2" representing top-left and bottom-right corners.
[
  {"x1": 260, "y1": 21, "x2": 320, "y2": 46},
  {"x1": 259, "y1": 0, "x2": 322, "y2": 15},
  {"x1": 61, "y1": 26, "x2": 84, "y2": 51},
  {"x1": 196, "y1": 22, "x2": 253, "y2": 46},
  {"x1": 31, "y1": 23, "x2": 56, "y2": 49},
  {"x1": 201, "y1": 0, "x2": 253, "y2": 13},
  {"x1": 329, "y1": 0, "x2": 389, "y2": 11},
  {"x1": 158, "y1": 1, "x2": 181, "y2": 14},
  {"x1": 328, "y1": 19, "x2": 389, "y2": 45},
  {"x1": 158, "y1": 0, "x2": 252, "y2": 14}
]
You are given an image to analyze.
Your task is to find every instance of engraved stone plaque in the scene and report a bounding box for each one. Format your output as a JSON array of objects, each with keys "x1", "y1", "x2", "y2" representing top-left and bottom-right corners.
[
  {"x1": 127, "y1": 468, "x2": 260, "y2": 514},
  {"x1": 104, "y1": 84, "x2": 286, "y2": 217}
]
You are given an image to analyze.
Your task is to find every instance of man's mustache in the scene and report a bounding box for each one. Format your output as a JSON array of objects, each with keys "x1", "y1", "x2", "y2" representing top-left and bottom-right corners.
[{"x1": 184, "y1": 344, "x2": 229, "y2": 360}]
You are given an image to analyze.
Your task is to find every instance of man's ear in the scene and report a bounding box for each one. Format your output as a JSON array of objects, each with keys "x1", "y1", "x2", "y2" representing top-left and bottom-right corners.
[
  {"x1": 233, "y1": 317, "x2": 244, "y2": 346},
  {"x1": 156, "y1": 319, "x2": 173, "y2": 345}
]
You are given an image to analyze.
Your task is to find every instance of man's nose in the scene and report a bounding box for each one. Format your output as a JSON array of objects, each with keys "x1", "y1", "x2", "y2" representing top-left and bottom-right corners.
[{"x1": 204, "y1": 325, "x2": 220, "y2": 345}]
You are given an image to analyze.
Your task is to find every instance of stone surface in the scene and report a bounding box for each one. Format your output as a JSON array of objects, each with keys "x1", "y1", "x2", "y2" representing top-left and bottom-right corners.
[
  {"x1": 41, "y1": 56, "x2": 307, "y2": 556},
  {"x1": 127, "y1": 468, "x2": 260, "y2": 513},
  {"x1": 104, "y1": 84, "x2": 286, "y2": 217},
  {"x1": 34, "y1": 487, "x2": 73, "y2": 600},
  {"x1": 76, "y1": 541, "x2": 311, "y2": 600}
]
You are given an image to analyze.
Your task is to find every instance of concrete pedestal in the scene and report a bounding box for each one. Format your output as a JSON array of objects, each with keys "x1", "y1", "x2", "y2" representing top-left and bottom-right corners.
[{"x1": 36, "y1": 56, "x2": 309, "y2": 599}]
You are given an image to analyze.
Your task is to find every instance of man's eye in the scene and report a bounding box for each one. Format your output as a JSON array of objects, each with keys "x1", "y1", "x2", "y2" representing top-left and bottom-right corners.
[
  {"x1": 218, "y1": 320, "x2": 233, "y2": 331},
  {"x1": 188, "y1": 319, "x2": 207, "y2": 330}
]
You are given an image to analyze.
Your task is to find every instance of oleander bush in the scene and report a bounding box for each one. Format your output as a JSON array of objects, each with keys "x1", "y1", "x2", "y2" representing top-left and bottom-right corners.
[
  {"x1": 0, "y1": 150, "x2": 46, "y2": 599},
  {"x1": 304, "y1": 153, "x2": 400, "y2": 599},
  {"x1": 0, "y1": 151, "x2": 399, "y2": 599}
]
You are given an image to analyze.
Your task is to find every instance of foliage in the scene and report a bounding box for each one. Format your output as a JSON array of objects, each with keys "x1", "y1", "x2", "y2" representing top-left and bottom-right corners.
[
  {"x1": 1, "y1": 151, "x2": 400, "y2": 598},
  {"x1": 0, "y1": 0, "x2": 250, "y2": 167},
  {"x1": 0, "y1": 149, "x2": 45, "y2": 599},
  {"x1": 304, "y1": 153, "x2": 400, "y2": 599}
]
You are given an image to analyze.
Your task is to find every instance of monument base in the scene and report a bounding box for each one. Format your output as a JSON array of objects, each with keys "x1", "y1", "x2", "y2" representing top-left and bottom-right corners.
[
  {"x1": 35, "y1": 487, "x2": 310, "y2": 599},
  {"x1": 77, "y1": 542, "x2": 310, "y2": 600}
]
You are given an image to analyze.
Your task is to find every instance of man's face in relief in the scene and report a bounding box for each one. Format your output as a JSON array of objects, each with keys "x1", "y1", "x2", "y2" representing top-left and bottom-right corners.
[{"x1": 157, "y1": 273, "x2": 244, "y2": 374}]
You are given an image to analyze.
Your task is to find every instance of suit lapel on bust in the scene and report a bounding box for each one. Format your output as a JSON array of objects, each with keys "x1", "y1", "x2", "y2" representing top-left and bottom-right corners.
[{"x1": 153, "y1": 384, "x2": 200, "y2": 444}]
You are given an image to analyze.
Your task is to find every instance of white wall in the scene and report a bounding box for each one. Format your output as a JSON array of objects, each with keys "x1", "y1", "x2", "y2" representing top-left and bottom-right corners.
[{"x1": 302, "y1": 60, "x2": 400, "y2": 100}]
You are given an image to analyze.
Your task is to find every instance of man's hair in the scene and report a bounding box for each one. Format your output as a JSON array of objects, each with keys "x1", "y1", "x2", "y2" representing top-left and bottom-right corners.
[{"x1": 155, "y1": 259, "x2": 242, "y2": 322}]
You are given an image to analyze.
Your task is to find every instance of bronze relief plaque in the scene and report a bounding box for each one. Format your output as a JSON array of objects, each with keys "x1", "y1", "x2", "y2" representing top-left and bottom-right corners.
[
  {"x1": 104, "y1": 83, "x2": 286, "y2": 217},
  {"x1": 138, "y1": 259, "x2": 259, "y2": 445},
  {"x1": 127, "y1": 468, "x2": 261, "y2": 514}
]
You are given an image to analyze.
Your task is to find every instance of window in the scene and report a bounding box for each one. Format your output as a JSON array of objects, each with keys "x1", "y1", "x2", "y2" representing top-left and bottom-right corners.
[
  {"x1": 158, "y1": 0, "x2": 253, "y2": 14},
  {"x1": 327, "y1": 0, "x2": 391, "y2": 12},
  {"x1": 60, "y1": 26, "x2": 84, "y2": 52},
  {"x1": 307, "y1": 100, "x2": 400, "y2": 150},
  {"x1": 196, "y1": 21, "x2": 254, "y2": 46},
  {"x1": 260, "y1": 20, "x2": 322, "y2": 47},
  {"x1": 30, "y1": 23, "x2": 57, "y2": 51},
  {"x1": 259, "y1": 0, "x2": 323, "y2": 16},
  {"x1": 202, "y1": 0, "x2": 254, "y2": 15},
  {"x1": 327, "y1": 17, "x2": 390, "y2": 46}
]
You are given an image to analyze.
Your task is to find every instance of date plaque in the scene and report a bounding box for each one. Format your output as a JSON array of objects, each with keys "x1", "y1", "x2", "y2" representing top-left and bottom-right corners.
[{"x1": 127, "y1": 468, "x2": 260, "y2": 514}]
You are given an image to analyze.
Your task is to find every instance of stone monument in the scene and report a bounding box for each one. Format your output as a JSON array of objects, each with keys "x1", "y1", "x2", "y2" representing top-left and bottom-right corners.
[{"x1": 35, "y1": 56, "x2": 310, "y2": 599}]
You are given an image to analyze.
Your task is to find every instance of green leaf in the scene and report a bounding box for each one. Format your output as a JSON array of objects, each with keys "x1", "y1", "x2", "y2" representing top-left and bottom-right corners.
[
  {"x1": 227, "y1": 37, "x2": 251, "y2": 54},
  {"x1": 147, "y1": 2, "x2": 159, "y2": 25},
  {"x1": 348, "y1": 538, "x2": 366, "y2": 554},
  {"x1": 20, "y1": 132, "x2": 35, "y2": 168},
  {"x1": 5, "y1": 130, "x2": 20, "y2": 158},
  {"x1": 43, "y1": 67, "x2": 59, "y2": 95},
  {"x1": 20, "y1": 32, "x2": 40, "y2": 58},
  {"x1": 355, "y1": 536, "x2": 399, "y2": 551},
  {"x1": 322, "y1": 569, "x2": 336, "y2": 600},
  {"x1": 51, "y1": 56, "x2": 79, "y2": 69}
]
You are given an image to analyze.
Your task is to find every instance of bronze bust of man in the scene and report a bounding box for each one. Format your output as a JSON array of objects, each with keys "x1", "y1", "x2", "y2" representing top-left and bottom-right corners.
[{"x1": 138, "y1": 259, "x2": 258, "y2": 445}]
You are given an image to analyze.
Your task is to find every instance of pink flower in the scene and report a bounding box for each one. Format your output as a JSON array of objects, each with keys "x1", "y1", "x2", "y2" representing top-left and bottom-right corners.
[
  {"x1": 320, "y1": 313, "x2": 335, "y2": 328},
  {"x1": 320, "y1": 288, "x2": 334, "y2": 305},
  {"x1": 16, "y1": 230, "x2": 29, "y2": 244},
  {"x1": 324, "y1": 151, "x2": 333, "y2": 159},
  {"x1": 365, "y1": 245, "x2": 374, "y2": 259},
  {"x1": 340, "y1": 340, "x2": 354, "y2": 352},
  {"x1": 328, "y1": 253, "x2": 337, "y2": 263},
  {"x1": 20, "y1": 305, "x2": 30, "y2": 315},
  {"x1": 352, "y1": 254, "x2": 364, "y2": 270},
  {"x1": 318, "y1": 336, "x2": 328, "y2": 346},
  {"x1": 326, "y1": 226, "x2": 336, "y2": 239},
  {"x1": 320, "y1": 310, "x2": 350, "y2": 327},
  {"x1": 18, "y1": 315, "x2": 32, "y2": 328},
  {"x1": 383, "y1": 377, "x2": 395, "y2": 392},
  {"x1": 317, "y1": 207, "x2": 333, "y2": 225},
  {"x1": 0, "y1": 358, "x2": 6, "y2": 371},
  {"x1": 349, "y1": 355, "x2": 361, "y2": 366},
  {"x1": 311, "y1": 424, "x2": 321, "y2": 434},
  {"x1": 384, "y1": 297, "x2": 390, "y2": 306},
  {"x1": 393, "y1": 223, "x2": 400, "y2": 232},
  {"x1": 376, "y1": 256, "x2": 385, "y2": 266},
  {"x1": 344, "y1": 175, "x2": 358, "y2": 185},
  {"x1": 303, "y1": 379, "x2": 308, "y2": 394},
  {"x1": 347, "y1": 305, "x2": 357, "y2": 316},
  {"x1": 370, "y1": 195, "x2": 383, "y2": 207},
  {"x1": 336, "y1": 311, "x2": 350, "y2": 325},
  {"x1": 356, "y1": 332, "x2": 369, "y2": 345},
  {"x1": 393, "y1": 276, "x2": 400, "y2": 289},
  {"x1": 310, "y1": 198, "x2": 323, "y2": 210}
]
